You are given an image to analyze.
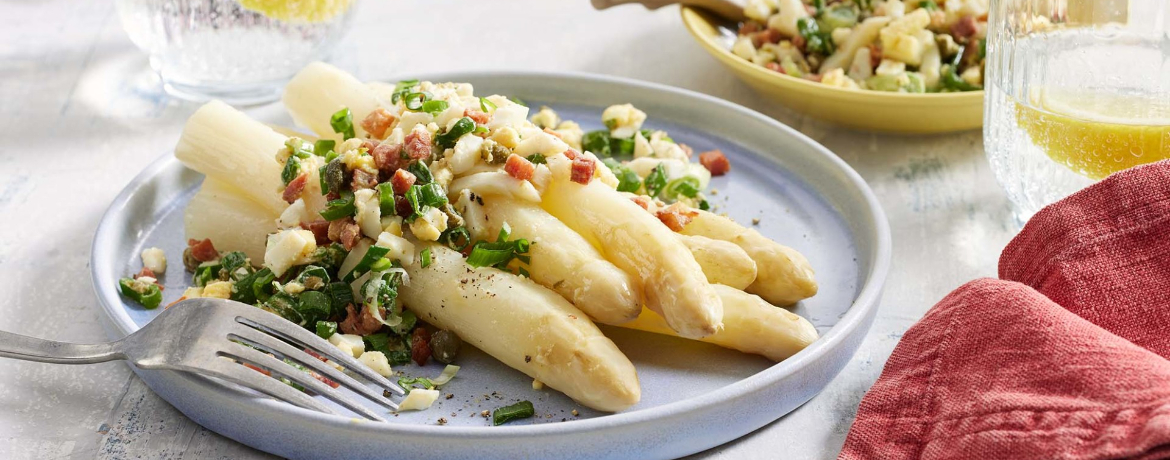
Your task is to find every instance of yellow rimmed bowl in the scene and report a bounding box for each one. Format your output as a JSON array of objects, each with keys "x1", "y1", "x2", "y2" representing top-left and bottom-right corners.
[{"x1": 681, "y1": 6, "x2": 984, "y2": 134}]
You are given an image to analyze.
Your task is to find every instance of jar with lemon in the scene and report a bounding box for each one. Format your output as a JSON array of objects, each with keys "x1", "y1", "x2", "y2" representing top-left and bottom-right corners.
[
  {"x1": 115, "y1": 0, "x2": 356, "y2": 104},
  {"x1": 985, "y1": 0, "x2": 1170, "y2": 221}
]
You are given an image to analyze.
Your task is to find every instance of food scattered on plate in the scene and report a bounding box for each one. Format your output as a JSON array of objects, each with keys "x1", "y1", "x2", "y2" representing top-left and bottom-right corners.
[
  {"x1": 732, "y1": 0, "x2": 987, "y2": 92},
  {"x1": 118, "y1": 62, "x2": 820, "y2": 420}
]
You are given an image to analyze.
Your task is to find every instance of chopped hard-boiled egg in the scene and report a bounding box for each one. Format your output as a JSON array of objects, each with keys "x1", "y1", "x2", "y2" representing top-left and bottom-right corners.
[
  {"x1": 264, "y1": 229, "x2": 318, "y2": 277},
  {"x1": 601, "y1": 104, "x2": 647, "y2": 139},
  {"x1": 398, "y1": 389, "x2": 441, "y2": 411},
  {"x1": 328, "y1": 333, "x2": 366, "y2": 358},
  {"x1": 141, "y1": 247, "x2": 167, "y2": 274},
  {"x1": 358, "y1": 351, "x2": 394, "y2": 377}
]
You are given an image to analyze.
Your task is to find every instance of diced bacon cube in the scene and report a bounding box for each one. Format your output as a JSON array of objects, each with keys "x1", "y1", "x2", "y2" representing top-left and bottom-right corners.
[
  {"x1": 361, "y1": 139, "x2": 380, "y2": 153},
  {"x1": 951, "y1": 15, "x2": 978, "y2": 40},
  {"x1": 361, "y1": 108, "x2": 397, "y2": 139},
  {"x1": 339, "y1": 219, "x2": 362, "y2": 250},
  {"x1": 187, "y1": 238, "x2": 219, "y2": 262},
  {"x1": 351, "y1": 169, "x2": 378, "y2": 191},
  {"x1": 699, "y1": 150, "x2": 731, "y2": 176},
  {"x1": 738, "y1": 22, "x2": 761, "y2": 35},
  {"x1": 655, "y1": 203, "x2": 699, "y2": 232},
  {"x1": 630, "y1": 195, "x2": 652, "y2": 211},
  {"x1": 282, "y1": 173, "x2": 308, "y2": 204},
  {"x1": 570, "y1": 156, "x2": 597, "y2": 185},
  {"x1": 391, "y1": 169, "x2": 417, "y2": 195},
  {"x1": 504, "y1": 154, "x2": 536, "y2": 181},
  {"x1": 563, "y1": 149, "x2": 579, "y2": 160},
  {"x1": 371, "y1": 142, "x2": 403, "y2": 174},
  {"x1": 300, "y1": 220, "x2": 332, "y2": 246},
  {"x1": 766, "y1": 62, "x2": 784, "y2": 73},
  {"x1": 404, "y1": 129, "x2": 432, "y2": 160},
  {"x1": 463, "y1": 108, "x2": 490, "y2": 125}
]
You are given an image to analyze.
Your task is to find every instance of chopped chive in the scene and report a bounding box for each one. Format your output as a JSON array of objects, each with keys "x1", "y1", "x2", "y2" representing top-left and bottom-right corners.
[
  {"x1": 479, "y1": 97, "x2": 497, "y2": 112},
  {"x1": 330, "y1": 108, "x2": 355, "y2": 140},
  {"x1": 421, "y1": 99, "x2": 448, "y2": 115},
  {"x1": 420, "y1": 248, "x2": 432, "y2": 268},
  {"x1": 525, "y1": 153, "x2": 547, "y2": 165},
  {"x1": 435, "y1": 117, "x2": 476, "y2": 150},
  {"x1": 698, "y1": 199, "x2": 711, "y2": 211},
  {"x1": 280, "y1": 155, "x2": 302, "y2": 186},
  {"x1": 377, "y1": 183, "x2": 396, "y2": 215},
  {"x1": 369, "y1": 257, "x2": 392, "y2": 273},
  {"x1": 118, "y1": 278, "x2": 162, "y2": 309},
  {"x1": 643, "y1": 164, "x2": 668, "y2": 198},
  {"x1": 313, "y1": 139, "x2": 336, "y2": 156},
  {"x1": 493, "y1": 401, "x2": 535, "y2": 425},
  {"x1": 343, "y1": 246, "x2": 391, "y2": 282},
  {"x1": 319, "y1": 191, "x2": 356, "y2": 221},
  {"x1": 603, "y1": 159, "x2": 640, "y2": 193},
  {"x1": 661, "y1": 176, "x2": 701, "y2": 201},
  {"x1": 316, "y1": 321, "x2": 338, "y2": 339},
  {"x1": 473, "y1": 126, "x2": 488, "y2": 135},
  {"x1": 403, "y1": 92, "x2": 430, "y2": 111}
]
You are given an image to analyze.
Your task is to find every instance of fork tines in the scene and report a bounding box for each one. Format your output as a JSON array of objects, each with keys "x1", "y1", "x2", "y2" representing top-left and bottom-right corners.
[{"x1": 211, "y1": 304, "x2": 406, "y2": 422}]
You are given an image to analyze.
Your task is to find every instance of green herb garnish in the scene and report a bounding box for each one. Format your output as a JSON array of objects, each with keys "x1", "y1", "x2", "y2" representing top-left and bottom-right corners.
[
  {"x1": 315, "y1": 321, "x2": 338, "y2": 339},
  {"x1": 118, "y1": 278, "x2": 162, "y2": 309},
  {"x1": 330, "y1": 108, "x2": 355, "y2": 140},
  {"x1": 314, "y1": 139, "x2": 336, "y2": 157},
  {"x1": 643, "y1": 164, "x2": 668, "y2": 197},
  {"x1": 420, "y1": 248, "x2": 432, "y2": 268},
  {"x1": 436, "y1": 117, "x2": 476, "y2": 150},
  {"x1": 493, "y1": 401, "x2": 535, "y2": 425},
  {"x1": 319, "y1": 191, "x2": 356, "y2": 221}
]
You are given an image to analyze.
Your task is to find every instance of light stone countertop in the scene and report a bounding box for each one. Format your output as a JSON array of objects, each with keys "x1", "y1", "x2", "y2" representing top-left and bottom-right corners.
[{"x1": 0, "y1": 1, "x2": 1018, "y2": 458}]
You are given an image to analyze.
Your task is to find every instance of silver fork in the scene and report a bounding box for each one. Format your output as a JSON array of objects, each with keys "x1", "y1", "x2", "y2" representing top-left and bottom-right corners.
[{"x1": 0, "y1": 298, "x2": 405, "y2": 422}]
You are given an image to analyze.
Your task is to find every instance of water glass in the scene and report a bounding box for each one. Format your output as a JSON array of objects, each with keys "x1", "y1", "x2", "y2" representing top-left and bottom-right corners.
[
  {"x1": 984, "y1": 0, "x2": 1170, "y2": 221},
  {"x1": 115, "y1": 0, "x2": 356, "y2": 105}
]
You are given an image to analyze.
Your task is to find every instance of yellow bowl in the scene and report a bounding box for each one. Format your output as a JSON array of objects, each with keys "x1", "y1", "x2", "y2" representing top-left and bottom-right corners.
[{"x1": 680, "y1": 6, "x2": 984, "y2": 134}]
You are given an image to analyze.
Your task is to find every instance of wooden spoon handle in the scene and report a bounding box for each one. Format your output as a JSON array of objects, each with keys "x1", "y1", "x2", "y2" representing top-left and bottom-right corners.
[{"x1": 590, "y1": 0, "x2": 746, "y2": 21}]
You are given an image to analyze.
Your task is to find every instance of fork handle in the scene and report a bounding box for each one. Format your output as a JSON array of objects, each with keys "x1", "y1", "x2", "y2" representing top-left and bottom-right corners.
[{"x1": 0, "y1": 331, "x2": 125, "y2": 364}]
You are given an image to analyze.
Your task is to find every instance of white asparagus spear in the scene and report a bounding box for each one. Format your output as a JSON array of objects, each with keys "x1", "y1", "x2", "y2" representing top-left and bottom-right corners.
[
  {"x1": 400, "y1": 244, "x2": 641, "y2": 412},
  {"x1": 541, "y1": 155, "x2": 723, "y2": 339},
  {"x1": 620, "y1": 285, "x2": 818, "y2": 362},
  {"x1": 174, "y1": 100, "x2": 288, "y2": 215},
  {"x1": 679, "y1": 211, "x2": 817, "y2": 306},
  {"x1": 456, "y1": 193, "x2": 643, "y2": 325},
  {"x1": 677, "y1": 234, "x2": 758, "y2": 290},
  {"x1": 283, "y1": 61, "x2": 383, "y2": 140}
]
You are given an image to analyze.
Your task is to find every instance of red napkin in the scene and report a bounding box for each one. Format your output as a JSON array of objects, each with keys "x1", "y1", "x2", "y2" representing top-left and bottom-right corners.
[{"x1": 839, "y1": 161, "x2": 1170, "y2": 460}]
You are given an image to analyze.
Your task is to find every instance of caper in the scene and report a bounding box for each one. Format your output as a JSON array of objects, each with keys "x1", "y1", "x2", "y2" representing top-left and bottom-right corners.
[
  {"x1": 430, "y1": 330, "x2": 461, "y2": 364},
  {"x1": 324, "y1": 159, "x2": 346, "y2": 195},
  {"x1": 182, "y1": 247, "x2": 200, "y2": 273}
]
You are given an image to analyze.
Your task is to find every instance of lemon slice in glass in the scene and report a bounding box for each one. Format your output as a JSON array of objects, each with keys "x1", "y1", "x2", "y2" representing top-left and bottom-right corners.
[
  {"x1": 1015, "y1": 87, "x2": 1170, "y2": 179},
  {"x1": 239, "y1": 0, "x2": 353, "y2": 23}
]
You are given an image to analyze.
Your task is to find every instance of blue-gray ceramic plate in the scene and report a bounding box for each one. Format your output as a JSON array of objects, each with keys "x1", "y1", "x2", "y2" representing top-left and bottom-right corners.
[{"x1": 90, "y1": 72, "x2": 890, "y2": 460}]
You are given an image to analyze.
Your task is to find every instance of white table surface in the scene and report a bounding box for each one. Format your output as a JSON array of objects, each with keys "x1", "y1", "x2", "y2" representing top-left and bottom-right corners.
[{"x1": 0, "y1": 1, "x2": 1019, "y2": 458}]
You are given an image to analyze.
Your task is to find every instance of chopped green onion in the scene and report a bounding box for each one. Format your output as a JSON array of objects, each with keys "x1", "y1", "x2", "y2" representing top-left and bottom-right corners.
[
  {"x1": 421, "y1": 99, "x2": 448, "y2": 114},
  {"x1": 407, "y1": 161, "x2": 433, "y2": 185},
  {"x1": 390, "y1": 309, "x2": 417, "y2": 336},
  {"x1": 219, "y1": 252, "x2": 250, "y2": 278},
  {"x1": 319, "y1": 191, "x2": 356, "y2": 221},
  {"x1": 193, "y1": 261, "x2": 223, "y2": 287},
  {"x1": 472, "y1": 126, "x2": 489, "y2": 135},
  {"x1": 325, "y1": 281, "x2": 354, "y2": 317},
  {"x1": 230, "y1": 269, "x2": 262, "y2": 304},
  {"x1": 699, "y1": 199, "x2": 711, "y2": 211},
  {"x1": 940, "y1": 64, "x2": 980, "y2": 92},
  {"x1": 398, "y1": 376, "x2": 435, "y2": 391},
  {"x1": 517, "y1": 267, "x2": 530, "y2": 278},
  {"x1": 797, "y1": 18, "x2": 834, "y2": 55},
  {"x1": 436, "y1": 117, "x2": 475, "y2": 150},
  {"x1": 430, "y1": 364, "x2": 460, "y2": 385},
  {"x1": 285, "y1": 138, "x2": 314, "y2": 159},
  {"x1": 439, "y1": 226, "x2": 472, "y2": 252},
  {"x1": 280, "y1": 155, "x2": 302, "y2": 186},
  {"x1": 661, "y1": 176, "x2": 701, "y2": 201},
  {"x1": 479, "y1": 97, "x2": 497, "y2": 112},
  {"x1": 314, "y1": 139, "x2": 336, "y2": 156},
  {"x1": 526, "y1": 153, "x2": 547, "y2": 165},
  {"x1": 265, "y1": 292, "x2": 305, "y2": 326},
  {"x1": 509, "y1": 97, "x2": 526, "y2": 107},
  {"x1": 582, "y1": 130, "x2": 611, "y2": 157},
  {"x1": 369, "y1": 257, "x2": 393, "y2": 273},
  {"x1": 493, "y1": 401, "x2": 535, "y2": 425},
  {"x1": 603, "y1": 118, "x2": 618, "y2": 130},
  {"x1": 403, "y1": 91, "x2": 430, "y2": 111},
  {"x1": 324, "y1": 150, "x2": 339, "y2": 164},
  {"x1": 420, "y1": 248, "x2": 432, "y2": 268},
  {"x1": 466, "y1": 237, "x2": 531, "y2": 270},
  {"x1": 296, "y1": 291, "x2": 331, "y2": 325},
  {"x1": 318, "y1": 164, "x2": 330, "y2": 195},
  {"x1": 977, "y1": 38, "x2": 987, "y2": 60},
  {"x1": 603, "y1": 159, "x2": 641, "y2": 193},
  {"x1": 118, "y1": 278, "x2": 162, "y2": 309},
  {"x1": 643, "y1": 164, "x2": 668, "y2": 198},
  {"x1": 294, "y1": 265, "x2": 330, "y2": 287},
  {"x1": 918, "y1": 0, "x2": 938, "y2": 10},
  {"x1": 611, "y1": 136, "x2": 635, "y2": 156},
  {"x1": 311, "y1": 243, "x2": 349, "y2": 272},
  {"x1": 251, "y1": 268, "x2": 277, "y2": 303},
  {"x1": 377, "y1": 183, "x2": 396, "y2": 215},
  {"x1": 497, "y1": 221, "x2": 512, "y2": 242},
  {"x1": 820, "y1": 4, "x2": 859, "y2": 31},
  {"x1": 364, "y1": 332, "x2": 394, "y2": 354},
  {"x1": 343, "y1": 245, "x2": 391, "y2": 282},
  {"x1": 316, "y1": 321, "x2": 338, "y2": 339},
  {"x1": 330, "y1": 108, "x2": 355, "y2": 140},
  {"x1": 391, "y1": 79, "x2": 419, "y2": 104},
  {"x1": 419, "y1": 183, "x2": 449, "y2": 209}
]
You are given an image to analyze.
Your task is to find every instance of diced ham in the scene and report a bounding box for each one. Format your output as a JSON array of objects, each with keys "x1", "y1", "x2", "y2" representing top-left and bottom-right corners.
[
  {"x1": 404, "y1": 129, "x2": 432, "y2": 160},
  {"x1": 752, "y1": 28, "x2": 783, "y2": 47},
  {"x1": 187, "y1": 238, "x2": 219, "y2": 262},
  {"x1": 563, "y1": 149, "x2": 579, "y2": 160},
  {"x1": 371, "y1": 142, "x2": 404, "y2": 174},
  {"x1": 504, "y1": 154, "x2": 535, "y2": 181},
  {"x1": 630, "y1": 195, "x2": 652, "y2": 211},
  {"x1": 327, "y1": 217, "x2": 361, "y2": 250},
  {"x1": 952, "y1": 15, "x2": 978, "y2": 40},
  {"x1": 134, "y1": 267, "x2": 156, "y2": 280},
  {"x1": 391, "y1": 169, "x2": 416, "y2": 195},
  {"x1": 243, "y1": 362, "x2": 271, "y2": 376},
  {"x1": 300, "y1": 220, "x2": 332, "y2": 245},
  {"x1": 351, "y1": 169, "x2": 378, "y2": 191},
  {"x1": 310, "y1": 370, "x2": 340, "y2": 389},
  {"x1": 325, "y1": 191, "x2": 341, "y2": 202},
  {"x1": 656, "y1": 203, "x2": 699, "y2": 232},
  {"x1": 739, "y1": 22, "x2": 761, "y2": 35},
  {"x1": 804, "y1": 73, "x2": 824, "y2": 83},
  {"x1": 766, "y1": 62, "x2": 784, "y2": 73},
  {"x1": 411, "y1": 328, "x2": 432, "y2": 366},
  {"x1": 699, "y1": 150, "x2": 731, "y2": 176},
  {"x1": 395, "y1": 195, "x2": 413, "y2": 218},
  {"x1": 361, "y1": 139, "x2": 380, "y2": 153},
  {"x1": 361, "y1": 108, "x2": 397, "y2": 139},
  {"x1": 282, "y1": 173, "x2": 308, "y2": 204},
  {"x1": 463, "y1": 108, "x2": 490, "y2": 125},
  {"x1": 304, "y1": 349, "x2": 328, "y2": 362},
  {"x1": 869, "y1": 44, "x2": 882, "y2": 68},
  {"x1": 570, "y1": 156, "x2": 597, "y2": 185},
  {"x1": 791, "y1": 34, "x2": 806, "y2": 52},
  {"x1": 339, "y1": 303, "x2": 383, "y2": 336},
  {"x1": 678, "y1": 143, "x2": 694, "y2": 157},
  {"x1": 543, "y1": 127, "x2": 563, "y2": 139},
  {"x1": 339, "y1": 220, "x2": 362, "y2": 250}
]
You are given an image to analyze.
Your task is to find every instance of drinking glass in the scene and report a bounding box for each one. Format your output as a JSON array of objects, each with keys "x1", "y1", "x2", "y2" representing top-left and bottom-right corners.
[
  {"x1": 984, "y1": 0, "x2": 1170, "y2": 221},
  {"x1": 115, "y1": 0, "x2": 356, "y2": 105}
]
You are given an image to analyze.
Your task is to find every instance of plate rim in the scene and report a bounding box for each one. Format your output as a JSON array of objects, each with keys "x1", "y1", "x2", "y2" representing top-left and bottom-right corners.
[{"x1": 90, "y1": 69, "x2": 891, "y2": 438}]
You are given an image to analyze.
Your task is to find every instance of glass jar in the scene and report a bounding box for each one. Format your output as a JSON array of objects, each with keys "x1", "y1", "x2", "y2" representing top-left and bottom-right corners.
[
  {"x1": 984, "y1": 0, "x2": 1170, "y2": 222},
  {"x1": 115, "y1": 0, "x2": 356, "y2": 105}
]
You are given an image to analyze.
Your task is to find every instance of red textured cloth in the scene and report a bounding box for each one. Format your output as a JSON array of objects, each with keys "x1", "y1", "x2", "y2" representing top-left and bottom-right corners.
[{"x1": 840, "y1": 161, "x2": 1170, "y2": 460}]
